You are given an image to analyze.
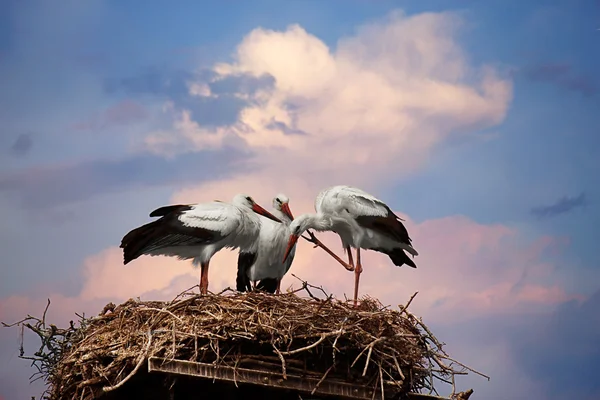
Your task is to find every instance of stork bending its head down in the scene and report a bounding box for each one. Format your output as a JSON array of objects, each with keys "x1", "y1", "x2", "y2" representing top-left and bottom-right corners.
[
  {"x1": 120, "y1": 194, "x2": 281, "y2": 295},
  {"x1": 282, "y1": 185, "x2": 418, "y2": 306}
]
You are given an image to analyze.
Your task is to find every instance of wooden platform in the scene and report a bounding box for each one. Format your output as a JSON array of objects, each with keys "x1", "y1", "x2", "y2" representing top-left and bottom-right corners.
[{"x1": 148, "y1": 357, "x2": 448, "y2": 400}]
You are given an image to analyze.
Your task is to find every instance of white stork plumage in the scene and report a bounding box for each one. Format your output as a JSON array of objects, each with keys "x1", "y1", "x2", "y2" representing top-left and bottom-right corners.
[
  {"x1": 282, "y1": 185, "x2": 419, "y2": 306},
  {"x1": 120, "y1": 194, "x2": 282, "y2": 295},
  {"x1": 236, "y1": 194, "x2": 296, "y2": 294}
]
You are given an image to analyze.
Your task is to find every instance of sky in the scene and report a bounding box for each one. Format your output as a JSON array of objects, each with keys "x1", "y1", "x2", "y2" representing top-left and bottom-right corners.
[{"x1": 0, "y1": 0, "x2": 599, "y2": 399}]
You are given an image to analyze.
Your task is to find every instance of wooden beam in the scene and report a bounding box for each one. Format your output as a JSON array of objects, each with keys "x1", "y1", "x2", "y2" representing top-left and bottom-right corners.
[{"x1": 148, "y1": 357, "x2": 396, "y2": 399}]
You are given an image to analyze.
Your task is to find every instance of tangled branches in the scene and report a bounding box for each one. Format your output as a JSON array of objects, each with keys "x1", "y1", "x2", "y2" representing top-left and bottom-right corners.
[
  {"x1": 3, "y1": 281, "x2": 483, "y2": 400},
  {"x1": 1, "y1": 299, "x2": 85, "y2": 393}
]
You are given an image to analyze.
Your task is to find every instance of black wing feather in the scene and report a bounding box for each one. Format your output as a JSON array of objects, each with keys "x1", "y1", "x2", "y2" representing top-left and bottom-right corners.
[
  {"x1": 256, "y1": 278, "x2": 278, "y2": 294},
  {"x1": 149, "y1": 204, "x2": 192, "y2": 218},
  {"x1": 236, "y1": 252, "x2": 257, "y2": 292},
  {"x1": 120, "y1": 207, "x2": 222, "y2": 265}
]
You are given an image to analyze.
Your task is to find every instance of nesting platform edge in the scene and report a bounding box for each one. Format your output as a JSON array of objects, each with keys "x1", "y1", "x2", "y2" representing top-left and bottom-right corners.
[{"x1": 148, "y1": 357, "x2": 452, "y2": 400}]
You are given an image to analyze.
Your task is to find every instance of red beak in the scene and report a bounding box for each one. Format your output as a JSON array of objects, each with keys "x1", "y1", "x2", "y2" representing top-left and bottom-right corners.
[
  {"x1": 252, "y1": 203, "x2": 282, "y2": 223},
  {"x1": 282, "y1": 234, "x2": 299, "y2": 263},
  {"x1": 280, "y1": 202, "x2": 294, "y2": 220}
]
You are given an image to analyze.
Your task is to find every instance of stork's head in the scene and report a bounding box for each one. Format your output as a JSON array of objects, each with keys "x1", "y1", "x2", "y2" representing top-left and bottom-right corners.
[
  {"x1": 232, "y1": 194, "x2": 282, "y2": 223},
  {"x1": 273, "y1": 193, "x2": 294, "y2": 221},
  {"x1": 283, "y1": 214, "x2": 332, "y2": 263}
]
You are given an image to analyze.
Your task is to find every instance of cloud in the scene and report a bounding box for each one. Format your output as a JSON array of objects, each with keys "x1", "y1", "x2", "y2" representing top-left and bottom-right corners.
[
  {"x1": 103, "y1": 67, "x2": 195, "y2": 98},
  {"x1": 103, "y1": 67, "x2": 274, "y2": 128},
  {"x1": 510, "y1": 290, "x2": 600, "y2": 399},
  {"x1": 0, "y1": 149, "x2": 247, "y2": 209},
  {"x1": 140, "y1": 11, "x2": 511, "y2": 186},
  {"x1": 78, "y1": 247, "x2": 197, "y2": 301},
  {"x1": 531, "y1": 192, "x2": 587, "y2": 219},
  {"x1": 522, "y1": 63, "x2": 597, "y2": 97},
  {"x1": 8, "y1": 133, "x2": 33, "y2": 156},
  {"x1": 71, "y1": 100, "x2": 148, "y2": 132}
]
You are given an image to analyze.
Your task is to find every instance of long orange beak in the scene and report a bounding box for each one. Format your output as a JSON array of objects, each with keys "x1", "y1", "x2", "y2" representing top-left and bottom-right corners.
[
  {"x1": 282, "y1": 234, "x2": 299, "y2": 263},
  {"x1": 252, "y1": 203, "x2": 282, "y2": 223},
  {"x1": 280, "y1": 202, "x2": 294, "y2": 220}
]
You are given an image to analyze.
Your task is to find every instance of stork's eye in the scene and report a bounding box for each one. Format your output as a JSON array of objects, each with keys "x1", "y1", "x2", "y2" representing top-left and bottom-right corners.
[
  {"x1": 246, "y1": 196, "x2": 253, "y2": 202},
  {"x1": 276, "y1": 198, "x2": 282, "y2": 204}
]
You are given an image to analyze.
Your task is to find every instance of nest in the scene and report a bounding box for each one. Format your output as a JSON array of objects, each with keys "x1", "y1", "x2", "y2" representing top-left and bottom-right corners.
[{"x1": 3, "y1": 280, "x2": 484, "y2": 400}]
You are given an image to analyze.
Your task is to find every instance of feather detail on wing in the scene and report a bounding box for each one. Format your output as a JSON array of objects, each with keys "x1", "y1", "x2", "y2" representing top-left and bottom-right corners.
[
  {"x1": 317, "y1": 186, "x2": 417, "y2": 255},
  {"x1": 120, "y1": 201, "x2": 241, "y2": 264},
  {"x1": 178, "y1": 202, "x2": 243, "y2": 237}
]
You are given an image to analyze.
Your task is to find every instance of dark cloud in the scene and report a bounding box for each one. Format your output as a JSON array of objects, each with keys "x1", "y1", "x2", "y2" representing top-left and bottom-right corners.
[
  {"x1": 210, "y1": 73, "x2": 275, "y2": 97},
  {"x1": 103, "y1": 67, "x2": 275, "y2": 128},
  {"x1": 103, "y1": 67, "x2": 196, "y2": 98},
  {"x1": 0, "y1": 149, "x2": 251, "y2": 209},
  {"x1": 71, "y1": 100, "x2": 148, "y2": 131},
  {"x1": 523, "y1": 63, "x2": 597, "y2": 97},
  {"x1": 531, "y1": 193, "x2": 587, "y2": 219},
  {"x1": 510, "y1": 291, "x2": 600, "y2": 399},
  {"x1": 265, "y1": 120, "x2": 306, "y2": 135},
  {"x1": 9, "y1": 133, "x2": 33, "y2": 156}
]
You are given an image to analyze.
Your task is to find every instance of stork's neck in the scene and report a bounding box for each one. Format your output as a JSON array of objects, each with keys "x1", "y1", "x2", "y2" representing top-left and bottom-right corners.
[{"x1": 304, "y1": 213, "x2": 333, "y2": 232}]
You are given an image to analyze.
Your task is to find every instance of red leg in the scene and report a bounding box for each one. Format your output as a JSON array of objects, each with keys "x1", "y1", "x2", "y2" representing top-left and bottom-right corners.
[
  {"x1": 276, "y1": 280, "x2": 281, "y2": 294},
  {"x1": 353, "y1": 248, "x2": 363, "y2": 307},
  {"x1": 252, "y1": 281, "x2": 257, "y2": 291},
  {"x1": 302, "y1": 231, "x2": 355, "y2": 271},
  {"x1": 200, "y1": 261, "x2": 210, "y2": 295}
]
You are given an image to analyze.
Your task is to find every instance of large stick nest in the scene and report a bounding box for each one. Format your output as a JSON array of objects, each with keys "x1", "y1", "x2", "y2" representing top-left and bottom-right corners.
[{"x1": 4, "y1": 281, "x2": 483, "y2": 400}]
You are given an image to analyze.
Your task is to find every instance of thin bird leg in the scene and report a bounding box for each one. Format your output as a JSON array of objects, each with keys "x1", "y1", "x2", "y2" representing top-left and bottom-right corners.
[
  {"x1": 276, "y1": 280, "x2": 281, "y2": 295},
  {"x1": 200, "y1": 261, "x2": 210, "y2": 295},
  {"x1": 346, "y1": 246, "x2": 354, "y2": 269},
  {"x1": 301, "y1": 230, "x2": 355, "y2": 271},
  {"x1": 353, "y1": 248, "x2": 363, "y2": 307},
  {"x1": 252, "y1": 281, "x2": 257, "y2": 291}
]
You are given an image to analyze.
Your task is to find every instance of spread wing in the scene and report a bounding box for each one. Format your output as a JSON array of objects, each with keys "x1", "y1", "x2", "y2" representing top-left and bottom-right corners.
[{"x1": 120, "y1": 202, "x2": 242, "y2": 264}]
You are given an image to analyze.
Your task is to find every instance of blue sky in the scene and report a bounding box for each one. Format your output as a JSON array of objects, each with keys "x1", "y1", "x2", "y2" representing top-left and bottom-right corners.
[{"x1": 1, "y1": 1, "x2": 599, "y2": 399}]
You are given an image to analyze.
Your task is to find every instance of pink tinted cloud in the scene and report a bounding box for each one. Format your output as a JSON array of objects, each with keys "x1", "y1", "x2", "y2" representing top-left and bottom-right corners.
[
  {"x1": 71, "y1": 100, "x2": 147, "y2": 131},
  {"x1": 143, "y1": 11, "x2": 512, "y2": 185}
]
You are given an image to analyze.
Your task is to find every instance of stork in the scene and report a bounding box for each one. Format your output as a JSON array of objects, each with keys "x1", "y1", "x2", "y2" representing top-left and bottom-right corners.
[
  {"x1": 237, "y1": 194, "x2": 296, "y2": 294},
  {"x1": 282, "y1": 185, "x2": 418, "y2": 306},
  {"x1": 120, "y1": 194, "x2": 282, "y2": 295}
]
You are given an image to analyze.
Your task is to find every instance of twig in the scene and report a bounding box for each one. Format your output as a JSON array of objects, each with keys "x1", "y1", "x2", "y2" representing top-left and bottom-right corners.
[
  {"x1": 272, "y1": 344, "x2": 287, "y2": 380},
  {"x1": 456, "y1": 389, "x2": 474, "y2": 400},
  {"x1": 399, "y1": 292, "x2": 418, "y2": 313},
  {"x1": 363, "y1": 342, "x2": 375, "y2": 377},
  {"x1": 439, "y1": 354, "x2": 490, "y2": 380},
  {"x1": 139, "y1": 307, "x2": 184, "y2": 323},
  {"x1": 379, "y1": 362, "x2": 385, "y2": 400},
  {"x1": 311, "y1": 364, "x2": 335, "y2": 395},
  {"x1": 42, "y1": 299, "x2": 51, "y2": 325},
  {"x1": 392, "y1": 354, "x2": 405, "y2": 380},
  {"x1": 102, "y1": 330, "x2": 153, "y2": 392},
  {"x1": 279, "y1": 330, "x2": 342, "y2": 355}
]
